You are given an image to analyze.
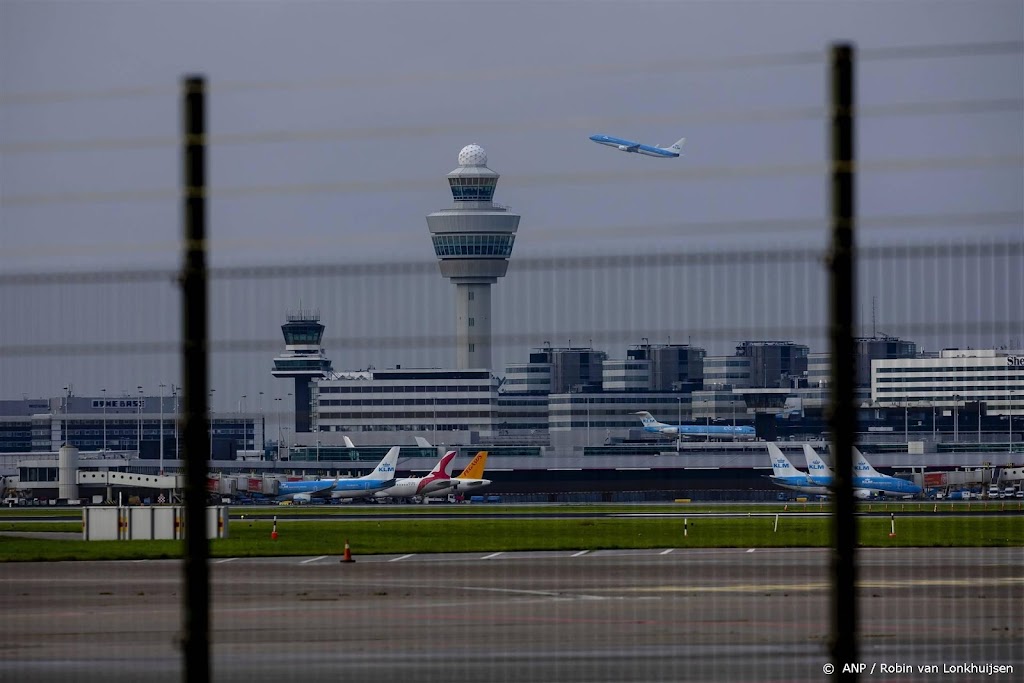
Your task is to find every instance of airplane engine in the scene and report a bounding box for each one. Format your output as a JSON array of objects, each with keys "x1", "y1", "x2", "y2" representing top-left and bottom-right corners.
[
  {"x1": 293, "y1": 492, "x2": 312, "y2": 504},
  {"x1": 854, "y1": 489, "x2": 874, "y2": 500},
  {"x1": 617, "y1": 145, "x2": 630, "y2": 151}
]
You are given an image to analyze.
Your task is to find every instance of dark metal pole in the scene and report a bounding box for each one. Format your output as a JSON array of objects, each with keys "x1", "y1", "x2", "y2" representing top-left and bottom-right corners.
[
  {"x1": 181, "y1": 74, "x2": 210, "y2": 683},
  {"x1": 828, "y1": 43, "x2": 858, "y2": 681}
]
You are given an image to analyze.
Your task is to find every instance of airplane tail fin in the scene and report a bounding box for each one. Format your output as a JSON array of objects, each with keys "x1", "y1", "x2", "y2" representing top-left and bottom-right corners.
[
  {"x1": 342, "y1": 435, "x2": 356, "y2": 448},
  {"x1": 802, "y1": 444, "x2": 834, "y2": 477},
  {"x1": 429, "y1": 450, "x2": 457, "y2": 478},
  {"x1": 414, "y1": 436, "x2": 433, "y2": 448},
  {"x1": 457, "y1": 451, "x2": 489, "y2": 479},
  {"x1": 767, "y1": 443, "x2": 804, "y2": 478},
  {"x1": 365, "y1": 446, "x2": 400, "y2": 480},
  {"x1": 633, "y1": 411, "x2": 663, "y2": 428},
  {"x1": 668, "y1": 137, "x2": 686, "y2": 153},
  {"x1": 852, "y1": 447, "x2": 882, "y2": 477}
]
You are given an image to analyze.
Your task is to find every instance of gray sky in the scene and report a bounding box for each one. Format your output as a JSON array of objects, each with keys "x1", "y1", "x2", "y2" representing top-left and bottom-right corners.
[{"x1": 1, "y1": 0, "x2": 1022, "y2": 407}]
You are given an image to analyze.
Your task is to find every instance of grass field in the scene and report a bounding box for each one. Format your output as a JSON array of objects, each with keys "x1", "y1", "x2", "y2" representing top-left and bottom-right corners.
[{"x1": 1, "y1": 515, "x2": 1022, "y2": 562}]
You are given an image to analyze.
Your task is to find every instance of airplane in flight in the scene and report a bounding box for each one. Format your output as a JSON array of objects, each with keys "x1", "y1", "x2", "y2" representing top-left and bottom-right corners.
[
  {"x1": 277, "y1": 446, "x2": 400, "y2": 503},
  {"x1": 589, "y1": 134, "x2": 686, "y2": 158},
  {"x1": 373, "y1": 450, "x2": 457, "y2": 501},
  {"x1": 633, "y1": 411, "x2": 757, "y2": 440},
  {"x1": 440, "y1": 450, "x2": 492, "y2": 495}
]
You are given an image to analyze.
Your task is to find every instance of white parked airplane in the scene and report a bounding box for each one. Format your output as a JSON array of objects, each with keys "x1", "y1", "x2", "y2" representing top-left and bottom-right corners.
[
  {"x1": 439, "y1": 450, "x2": 492, "y2": 494},
  {"x1": 373, "y1": 451, "x2": 457, "y2": 500}
]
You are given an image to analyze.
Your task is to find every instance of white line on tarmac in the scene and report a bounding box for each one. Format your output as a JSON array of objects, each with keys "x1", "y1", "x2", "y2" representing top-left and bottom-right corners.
[
  {"x1": 481, "y1": 552, "x2": 503, "y2": 560},
  {"x1": 746, "y1": 549, "x2": 756, "y2": 553},
  {"x1": 660, "y1": 548, "x2": 674, "y2": 555},
  {"x1": 389, "y1": 554, "x2": 415, "y2": 562},
  {"x1": 215, "y1": 557, "x2": 238, "y2": 564},
  {"x1": 571, "y1": 550, "x2": 589, "y2": 557},
  {"x1": 300, "y1": 555, "x2": 327, "y2": 565}
]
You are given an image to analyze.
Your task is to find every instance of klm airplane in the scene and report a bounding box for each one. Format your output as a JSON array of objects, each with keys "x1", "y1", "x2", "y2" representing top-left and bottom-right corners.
[
  {"x1": 633, "y1": 411, "x2": 757, "y2": 440},
  {"x1": 589, "y1": 134, "x2": 686, "y2": 158},
  {"x1": 767, "y1": 443, "x2": 922, "y2": 499},
  {"x1": 277, "y1": 446, "x2": 400, "y2": 503},
  {"x1": 767, "y1": 443, "x2": 829, "y2": 496}
]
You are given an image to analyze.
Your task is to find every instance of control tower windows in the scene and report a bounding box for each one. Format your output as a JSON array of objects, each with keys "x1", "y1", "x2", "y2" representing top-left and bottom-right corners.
[
  {"x1": 431, "y1": 234, "x2": 515, "y2": 257},
  {"x1": 448, "y1": 176, "x2": 497, "y2": 201}
]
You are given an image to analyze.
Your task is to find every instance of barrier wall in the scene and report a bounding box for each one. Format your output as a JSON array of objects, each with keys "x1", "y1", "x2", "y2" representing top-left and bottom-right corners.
[{"x1": 82, "y1": 506, "x2": 229, "y2": 541}]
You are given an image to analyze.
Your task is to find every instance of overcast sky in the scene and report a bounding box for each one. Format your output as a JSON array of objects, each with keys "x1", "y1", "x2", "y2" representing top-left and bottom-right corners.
[{"x1": 1, "y1": 0, "x2": 1022, "y2": 407}]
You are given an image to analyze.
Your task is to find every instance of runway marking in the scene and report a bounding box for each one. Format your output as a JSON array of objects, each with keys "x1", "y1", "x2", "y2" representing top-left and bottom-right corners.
[
  {"x1": 459, "y1": 586, "x2": 607, "y2": 601},
  {"x1": 660, "y1": 548, "x2": 674, "y2": 555},
  {"x1": 571, "y1": 550, "x2": 589, "y2": 557},
  {"x1": 389, "y1": 554, "x2": 415, "y2": 562},
  {"x1": 300, "y1": 555, "x2": 327, "y2": 565},
  {"x1": 481, "y1": 552, "x2": 503, "y2": 560},
  {"x1": 603, "y1": 576, "x2": 1024, "y2": 595},
  {"x1": 215, "y1": 557, "x2": 238, "y2": 564},
  {"x1": 746, "y1": 549, "x2": 755, "y2": 553}
]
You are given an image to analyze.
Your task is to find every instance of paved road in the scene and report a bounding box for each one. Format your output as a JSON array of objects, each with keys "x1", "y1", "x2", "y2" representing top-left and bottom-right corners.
[{"x1": 2, "y1": 547, "x2": 1021, "y2": 682}]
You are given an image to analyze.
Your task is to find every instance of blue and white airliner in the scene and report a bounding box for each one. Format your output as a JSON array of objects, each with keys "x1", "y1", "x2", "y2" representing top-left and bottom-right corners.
[
  {"x1": 589, "y1": 134, "x2": 686, "y2": 158},
  {"x1": 277, "y1": 446, "x2": 400, "y2": 503},
  {"x1": 634, "y1": 411, "x2": 757, "y2": 440},
  {"x1": 767, "y1": 443, "x2": 922, "y2": 499}
]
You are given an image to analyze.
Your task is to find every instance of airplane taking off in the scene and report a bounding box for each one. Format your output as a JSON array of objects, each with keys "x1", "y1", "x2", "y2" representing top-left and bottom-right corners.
[
  {"x1": 589, "y1": 134, "x2": 686, "y2": 158},
  {"x1": 766, "y1": 443, "x2": 830, "y2": 496},
  {"x1": 277, "y1": 446, "x2": 400, "y2": 502},
  {"x1": 439, "y1": 450, "x2": 492, "y2": 494},
  {"x1": 633, "y1": 411, "x2": 757, "y2": 440},
  {"x1": 374, "y1": 450, "x2": 457, "y2": 500}
]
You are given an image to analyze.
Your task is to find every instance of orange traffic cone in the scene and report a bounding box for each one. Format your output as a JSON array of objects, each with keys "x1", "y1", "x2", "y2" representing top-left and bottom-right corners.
[
  {"x1": 271, "y1": 516, "x2": 278, "y2": 541},
  {"x1": 340, "y1": 538, "x2": 355, "y2": 563}
]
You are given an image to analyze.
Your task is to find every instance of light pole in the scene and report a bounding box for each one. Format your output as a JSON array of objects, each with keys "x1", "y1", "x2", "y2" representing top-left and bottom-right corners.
[
  {"x1": 903, "y1": 399, "x2": 908, "y2": 444},
  {"x1": 209, "y1": 389, "x2": 215, "y2": 460},
  {"x1": 953, "y1": 394, "x2": 960, "y2": 442},
  {"x1": 62, "y1": 385, "x2": 70, "y2": 446},
  {"x1": 258, "y1": 391, "x2": 264, "y2": 455},
  {"x1": 239, "y1": 395, "x2": 247, "y2": 453},
  {"x1": 703, "y1": 399, "x2": 710, "y2": 443},
  {"x1": 931, "y1": 400, "x2": 935, "y2": 440},
  {"x1": 316, "y1": 438, "x2": 321, "y2": 461},
  {"x1": 159, "y1": 383, "x2": 166, "y2": 475},
  {"x1": 586, "y1": 398, "x2": 591, "y2": 446},
  {"x1": 274, "y1": 397, "x2": 283, "y2": 460},
  {"x1": 731, "y1": 395, "x2": 737, "y2": 442},
  {"x1": 101, "y1": 388, "x2": 107, "y2": 452},
  {"x1": 978, "y1": 400, "x2": 982, "y2": 444},
  {"x1": 172, "y1": 385, "x2": 180, "y2": 461},
  {"x1": 676, "y1": 397, "x2": 682, "y2": 452},
  {"x1": 136, "y1": 385, "x2": 143, "y2": 455}
]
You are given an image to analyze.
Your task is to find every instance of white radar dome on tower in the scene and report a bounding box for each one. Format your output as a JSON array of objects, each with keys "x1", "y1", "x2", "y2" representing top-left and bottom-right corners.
[{"x1": 458, "y1": 144, "x2": 488, "y2": 167}]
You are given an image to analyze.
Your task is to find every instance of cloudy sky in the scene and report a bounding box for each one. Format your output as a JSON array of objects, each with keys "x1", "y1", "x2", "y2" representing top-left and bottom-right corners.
[{"x1": 1, "y1": 0, "x2": 1022, "y2": 407}]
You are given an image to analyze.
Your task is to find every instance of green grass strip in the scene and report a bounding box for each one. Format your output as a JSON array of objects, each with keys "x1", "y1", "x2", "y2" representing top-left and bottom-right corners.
[{"x1": 1, "y1": 516, "x2": 1021, "y2": 562}]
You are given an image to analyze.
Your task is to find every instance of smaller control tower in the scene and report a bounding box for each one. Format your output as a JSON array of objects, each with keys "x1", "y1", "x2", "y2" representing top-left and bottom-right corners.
[
  {"x1": 272, "y1": 308, "x2": 333, "y2": 433},
  {"x1": 427, "y1": 145, "x2": 520, "y2": 369}
]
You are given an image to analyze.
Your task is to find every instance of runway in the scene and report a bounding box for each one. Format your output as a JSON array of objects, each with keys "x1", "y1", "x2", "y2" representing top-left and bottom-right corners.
[{"x1": 1, "y1": 547, "x2": 1021, "y2": 682}]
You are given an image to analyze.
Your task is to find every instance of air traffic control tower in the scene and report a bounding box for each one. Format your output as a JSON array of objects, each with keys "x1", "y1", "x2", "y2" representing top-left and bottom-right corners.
[
  {"x1": 427, "y1": 145, "x2": 520, "y2": 369},
  {"x1": 272, "y1": 309, "x2": 333, "y2": 433}
]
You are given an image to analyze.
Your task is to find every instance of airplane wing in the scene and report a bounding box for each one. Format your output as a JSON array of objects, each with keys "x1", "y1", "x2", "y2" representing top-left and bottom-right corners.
[
  {"x1": 621, "y1": 143, "x2": 640, "y2": 152},
  {"x1": 309, "y1": 482, "x2": 336, "y2": 497}
]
